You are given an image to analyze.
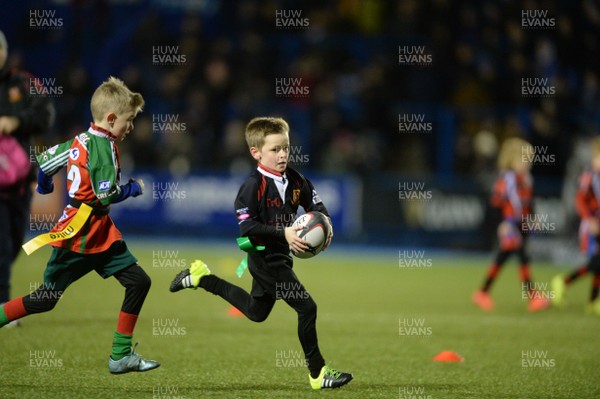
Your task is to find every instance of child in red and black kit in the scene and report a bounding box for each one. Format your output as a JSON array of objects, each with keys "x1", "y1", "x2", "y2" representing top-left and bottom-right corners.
[
  {"x1": 170, "y1": 117, "x2": 353, "y2": 390},
  {"x1": 552, "y1": 138, "x2": 600, "y2": 314},
  {"x1": 473, "y1": 138, "x2": 550, "y2": 312}
]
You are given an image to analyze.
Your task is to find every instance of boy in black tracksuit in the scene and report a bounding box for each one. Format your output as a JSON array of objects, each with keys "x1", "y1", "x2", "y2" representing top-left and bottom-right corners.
[{"x1": 170, "y1": 116, "x2": 352, "y2": 390}]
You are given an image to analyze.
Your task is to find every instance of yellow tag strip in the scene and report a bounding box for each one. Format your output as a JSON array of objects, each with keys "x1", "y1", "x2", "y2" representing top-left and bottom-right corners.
[{"x1": 22, "y1": 203, "x2": 93, "y2": 255}]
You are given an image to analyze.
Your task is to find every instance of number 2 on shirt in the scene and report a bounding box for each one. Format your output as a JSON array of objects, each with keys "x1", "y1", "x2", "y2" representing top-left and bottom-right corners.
[{"x1": 67, "y1": 164, "x2": 81, "y2": 198}]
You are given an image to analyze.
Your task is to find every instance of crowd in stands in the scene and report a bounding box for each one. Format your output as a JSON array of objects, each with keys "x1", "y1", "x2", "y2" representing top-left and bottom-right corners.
[{"x1": 6, "y1": 0, "x2": 600, "y2": 179}]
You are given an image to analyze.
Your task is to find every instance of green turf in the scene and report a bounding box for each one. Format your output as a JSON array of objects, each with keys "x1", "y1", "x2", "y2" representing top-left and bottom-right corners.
[{"x1": 1, "y1": 241, "x2": 599, "y2": 399}]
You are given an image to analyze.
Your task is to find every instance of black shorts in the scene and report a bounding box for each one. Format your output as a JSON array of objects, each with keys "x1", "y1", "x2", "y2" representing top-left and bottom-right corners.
[{"x1": 247, "y1": 251, "x2": 306, "y2": 299}]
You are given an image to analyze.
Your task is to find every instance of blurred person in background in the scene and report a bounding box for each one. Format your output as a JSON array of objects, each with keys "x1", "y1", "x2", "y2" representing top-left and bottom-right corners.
[
  {"x1": 0, "y1": 30, "x2": 54, "y2": 325},
  {"x1": 472, "y1": 138, "x2": 550, "y2": 312},
  {"x1": 552, "y1": 138, "x2": 600, "y2": 315}
]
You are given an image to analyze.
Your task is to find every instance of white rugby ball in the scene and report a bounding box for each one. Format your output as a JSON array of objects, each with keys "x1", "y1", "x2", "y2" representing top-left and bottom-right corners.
[{"x1": 291, "y1": 211, "x2": 330, "y2": 259}]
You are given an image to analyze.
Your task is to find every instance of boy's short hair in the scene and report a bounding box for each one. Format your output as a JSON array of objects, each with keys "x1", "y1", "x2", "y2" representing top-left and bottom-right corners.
[
  {"x1": 90, "y1": 76, "x2": 144, "y2": 122},
  {"x1": 245, "y1": 117, "x2": 289, "y2": 149},
  {"x1": 497, "y1": 137, "x2": 532, "y2": 171}
]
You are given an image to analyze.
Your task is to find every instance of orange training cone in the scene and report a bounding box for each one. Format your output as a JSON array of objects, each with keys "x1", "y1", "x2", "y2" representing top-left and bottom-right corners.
[
  {"x1": 227, "y1": 306, "x2": 244, "y2": 317},
  {"x1": 433, "y1": 350, "x2": 463, "y2": 362}
]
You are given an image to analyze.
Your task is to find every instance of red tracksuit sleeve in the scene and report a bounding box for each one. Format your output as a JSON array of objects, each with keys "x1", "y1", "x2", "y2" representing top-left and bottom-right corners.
[
  {"x1": 490, "y1": 177, "x2": 506, "y2": 210},
  {"x1": 575, "y1": 171, "x2": 595, "y2": 219}
]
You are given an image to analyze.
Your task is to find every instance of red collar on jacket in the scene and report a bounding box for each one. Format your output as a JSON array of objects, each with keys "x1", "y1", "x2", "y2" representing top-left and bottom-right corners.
[
  {"x1": 89, "y1": 122, "x2": 117, "y2": 141},
  {"x1": 257, "y1": 162, "x2": 285, "y2": 177}
]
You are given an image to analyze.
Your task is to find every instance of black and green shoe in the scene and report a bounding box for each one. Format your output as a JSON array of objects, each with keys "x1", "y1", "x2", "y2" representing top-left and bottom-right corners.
[
  {"x1": 169, "y1": 260, "x2": 211, "y2": 292},
  {"x1": 309, "y1": 365, "x2": 353, "y2": 390}
]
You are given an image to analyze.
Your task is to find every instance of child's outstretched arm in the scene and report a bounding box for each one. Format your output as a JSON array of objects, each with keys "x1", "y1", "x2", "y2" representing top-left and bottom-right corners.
[{"x1": 111, "y1": 178, "x2": 144, "y2": 204}]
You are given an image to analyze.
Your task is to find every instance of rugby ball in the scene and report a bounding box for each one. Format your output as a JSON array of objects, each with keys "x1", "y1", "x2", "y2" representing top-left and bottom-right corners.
[{"x1": 291, "y1": 211, "x2": 330, "y2": 259}]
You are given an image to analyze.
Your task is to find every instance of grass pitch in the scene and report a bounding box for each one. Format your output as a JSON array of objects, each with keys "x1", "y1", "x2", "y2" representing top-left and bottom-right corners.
[{"x1": 1, "y1": 240, "x2": 599, "y2": 399}]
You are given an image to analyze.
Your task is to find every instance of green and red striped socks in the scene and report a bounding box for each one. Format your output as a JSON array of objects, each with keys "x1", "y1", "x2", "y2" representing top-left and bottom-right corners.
[
  {"x1": 111, "y1": 311, "x2": 138, "y2": 360},
  {"x1": 0, "y1": 297, "x2": 27, "y2": 327}
]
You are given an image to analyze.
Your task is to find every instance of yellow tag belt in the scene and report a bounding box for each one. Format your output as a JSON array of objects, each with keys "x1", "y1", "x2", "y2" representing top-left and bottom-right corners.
[{"x1": 22, "y1": 204, "x2": 93, "y2": 255}]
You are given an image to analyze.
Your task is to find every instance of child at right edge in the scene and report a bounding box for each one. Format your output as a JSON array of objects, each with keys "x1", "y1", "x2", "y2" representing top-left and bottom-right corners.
[
  {"x1": 170, "y1": 117, "x2": 353, "y2": 390},
  {"x1": 552, "y1": 137, "x2": 600, "y2": 315}
]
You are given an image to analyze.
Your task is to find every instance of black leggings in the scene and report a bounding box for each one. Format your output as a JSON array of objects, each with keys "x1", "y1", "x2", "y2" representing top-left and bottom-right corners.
[
  {"x1": 22, "y1": 264, "x2": 151, "y2": 315},
  {"x1": 200, "y1": 274, "x2": 324, "y2": 376}
]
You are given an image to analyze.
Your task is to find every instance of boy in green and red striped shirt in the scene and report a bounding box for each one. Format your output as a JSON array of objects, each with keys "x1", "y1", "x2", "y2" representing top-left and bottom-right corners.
[{"x1": 0, "y1": 77, "x2": 159, "y2": 374}]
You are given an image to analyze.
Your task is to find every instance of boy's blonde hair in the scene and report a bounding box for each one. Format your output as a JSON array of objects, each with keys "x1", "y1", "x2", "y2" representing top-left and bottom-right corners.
[
  {"x1": 497, "y1": 137, "x2": 533, "y2": 171},
  {"x1": 90, "y1": 76, "x2": 144, "y2": 122},
  {"x1": 245, "y1": 117, "x2": 289, "y2": 149}
]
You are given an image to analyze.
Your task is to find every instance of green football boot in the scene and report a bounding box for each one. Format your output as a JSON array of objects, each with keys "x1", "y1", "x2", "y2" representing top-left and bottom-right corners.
[
  {"x1": 169, "y1": 259, "x2": 211, "y2": 292},
  {"x1": 309, "y1": 365, "x2": 353, "y2": 390}
]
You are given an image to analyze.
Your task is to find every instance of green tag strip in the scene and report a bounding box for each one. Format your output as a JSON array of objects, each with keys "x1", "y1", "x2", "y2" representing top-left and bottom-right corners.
[
  {"x1": 235, "y1": 258, "x2": 248, "y2": 278},
  {"x1": 235, "y1": 237, "x2": 265, "y2": 277}
]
